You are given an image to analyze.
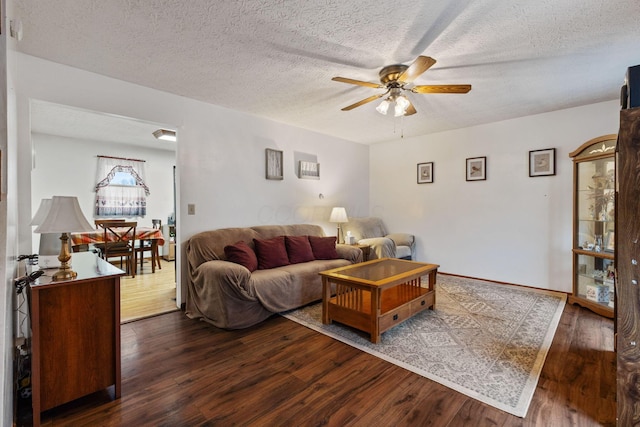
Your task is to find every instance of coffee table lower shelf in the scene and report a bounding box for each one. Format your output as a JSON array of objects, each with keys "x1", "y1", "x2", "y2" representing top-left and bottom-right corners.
[{"x1": 325, "y1": 283, "x2": 435, "y2": 343}]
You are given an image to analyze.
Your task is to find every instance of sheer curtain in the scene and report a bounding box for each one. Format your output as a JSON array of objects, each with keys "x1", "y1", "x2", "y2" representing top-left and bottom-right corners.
[{"x1": 95, "y1": 157, "x2": 150, "y2": 217}]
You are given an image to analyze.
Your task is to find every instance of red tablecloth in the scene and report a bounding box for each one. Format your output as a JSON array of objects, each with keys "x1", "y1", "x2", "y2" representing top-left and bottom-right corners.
[{"x1": 71, "y1": 227, "x2": 165, "y2": 246}]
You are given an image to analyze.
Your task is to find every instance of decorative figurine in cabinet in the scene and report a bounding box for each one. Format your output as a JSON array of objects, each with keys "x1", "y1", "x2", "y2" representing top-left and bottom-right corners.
[{"x1": 569, "y1": 134, "x2": 617, "y2": 318}]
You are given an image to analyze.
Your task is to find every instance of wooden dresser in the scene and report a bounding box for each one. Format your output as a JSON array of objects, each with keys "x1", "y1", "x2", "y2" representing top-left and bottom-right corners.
[{"x1": 28, "y1": 252, "x2": 124, "y2": 426}]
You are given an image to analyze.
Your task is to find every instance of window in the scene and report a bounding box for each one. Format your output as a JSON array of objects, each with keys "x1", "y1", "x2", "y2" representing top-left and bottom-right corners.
[{"x1": 95, "y1": 157, "x2": 149, "y2": 217}]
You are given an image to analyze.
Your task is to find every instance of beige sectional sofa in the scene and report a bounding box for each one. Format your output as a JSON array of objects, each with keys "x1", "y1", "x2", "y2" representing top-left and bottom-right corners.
[{"x1": 185, "y1": 224, "x2": 362, "y2": 329}]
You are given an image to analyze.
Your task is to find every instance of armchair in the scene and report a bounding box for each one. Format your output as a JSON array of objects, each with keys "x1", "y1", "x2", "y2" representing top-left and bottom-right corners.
[{"x1": 342, "y1": 217, "x2": 415, "y2": 260}]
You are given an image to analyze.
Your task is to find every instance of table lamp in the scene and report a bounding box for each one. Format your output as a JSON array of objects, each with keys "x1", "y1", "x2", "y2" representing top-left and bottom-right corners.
[
  {"x1": 34, "y1": 196, "x2": 94, "y2": 281},
  {"x1": 31, "y1": 198, "x2": 64, "y2": 256},
  {"x1": 329, "y1": 207, "x2": 349, "y2": 244}
]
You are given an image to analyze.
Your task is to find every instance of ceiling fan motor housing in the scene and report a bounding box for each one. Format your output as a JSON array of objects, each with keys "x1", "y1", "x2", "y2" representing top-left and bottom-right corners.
[
  {"x1": 379, "y1": 64, "x2": 409, "y2": 85},
  {"x1": 332, "y1": 56, "x2": 470, "y2": 113}
]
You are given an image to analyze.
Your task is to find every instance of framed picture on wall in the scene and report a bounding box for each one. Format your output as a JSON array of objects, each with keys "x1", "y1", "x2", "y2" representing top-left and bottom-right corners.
[
  {"x1": 417, "y1": 162, "x2": 433, "y2": 184},
  {"x1": 265, "y1": 148, "x2": 283, "y2": 180},
  {"x1": 299, "y1": 160, "x2": 320, "y2": 179},
  {"x1": 466, "y1": 157, "x2": 486, "y2": 181},
  {"x1": 529, "y1": 148, "x2": 556, "y2": 177}
]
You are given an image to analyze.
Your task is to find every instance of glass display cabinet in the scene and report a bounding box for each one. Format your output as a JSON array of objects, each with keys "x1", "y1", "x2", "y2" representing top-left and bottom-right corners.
[{"x1": 569, "y1": 134, "x2": 617, "y2": 318}]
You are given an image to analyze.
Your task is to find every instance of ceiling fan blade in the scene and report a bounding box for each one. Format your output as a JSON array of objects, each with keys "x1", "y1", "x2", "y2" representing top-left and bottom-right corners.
[
  {"x1": 332, "y1": 76, "x2": 384, "y2": 89},
  {"x1": 341, "y1": 93, "x2": 385, "y2": 111},
  {"x1": 412, "y1": 84, "x2": 472, "y2": 94},
  {"x1": 398, "y1": 56, "x2": 436, "y2": 84},
  {"x1": 404, "y1": 101, "x2": 417, "y2": 116}
]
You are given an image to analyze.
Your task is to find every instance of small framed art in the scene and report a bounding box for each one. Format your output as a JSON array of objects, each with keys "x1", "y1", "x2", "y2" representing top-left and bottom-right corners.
[
  {"x1": 529, "y1": 148, "x2": 556, "y2": 177},
  {"x1": 299, "y1": 160, "x2": 320, "y2": 179},
  {"x1": 466, "y1": 157, "x2": 486, "y2": 181},
  {"x1": 417, "y1": 162, "x2": 433, "y2": 184},
  {"x1": 265, "y1": 148, "x2": 283, "y2": 180}
]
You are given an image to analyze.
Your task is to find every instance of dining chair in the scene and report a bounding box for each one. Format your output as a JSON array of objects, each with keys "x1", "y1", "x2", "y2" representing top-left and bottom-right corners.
[
  {"x1": 93, "y1": 219, "x2": 126, "y2": 257},
  {"x1": 101, "y1": 221, "x2": 137, "y2": 277},
  {"x1": 95, "y1": 218, "x2": 126, "y2": 229},
  {"x1": 135, "y1": 219, "x2": 162, "y2": 273}
]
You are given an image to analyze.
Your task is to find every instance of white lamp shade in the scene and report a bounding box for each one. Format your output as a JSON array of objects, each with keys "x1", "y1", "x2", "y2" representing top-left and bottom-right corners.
[
  {"x1": 34, "y1": 196, "x2": 94, "y2": 234},
  {"x1": 329, "y1": 207, "x2": 349, "y2": 223},
  {"x1": 394, "y1": 96, "x2": 410, "y2": 117},
  {"x1": 376, "y1": 100, "x2": 390, "y2": 115},
  {"x1": 30, "y1": 198, "x2": 52, "y2": 226}
]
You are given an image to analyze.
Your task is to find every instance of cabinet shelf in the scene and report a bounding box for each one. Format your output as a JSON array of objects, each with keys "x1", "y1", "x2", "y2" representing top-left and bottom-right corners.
[
  {"x1": 576, "y1": 273, "x2": 615, "y2": 284},
  {"x1": 572, "y1": 248, "x2": 615, "y2": 260}
]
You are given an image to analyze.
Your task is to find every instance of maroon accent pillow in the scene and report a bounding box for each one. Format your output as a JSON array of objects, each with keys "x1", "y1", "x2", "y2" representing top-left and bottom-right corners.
[
  {"x1": 308, "y1": 236, "x2": 338, "y2": 260},
  {"x1": 285, "y1": 235, "x2": 315, "y2": 264},
  {"x1": 224, "y1": 241, "x2": 258, "y2": 272},
  {"x1": 253, "y1": 236, "x2": 290, "y2": 269}
]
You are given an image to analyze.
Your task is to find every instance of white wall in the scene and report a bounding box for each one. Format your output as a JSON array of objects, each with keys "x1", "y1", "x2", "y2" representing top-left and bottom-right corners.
[
  {"x1": 13, "y1": 52, "x2": 370, "y2": 305},
  {"x1": 30, "y1": 133, "x2": 176, "y2": 249},
  {"x1": 0, "y1": 14, "x2": 11, "y2": 426},
  {"x1": 2, "y1": 5, "x2": 20, "y2": 423},
  {"x1": 370, "y1": 100, "x2": 620, "y2": 292}
]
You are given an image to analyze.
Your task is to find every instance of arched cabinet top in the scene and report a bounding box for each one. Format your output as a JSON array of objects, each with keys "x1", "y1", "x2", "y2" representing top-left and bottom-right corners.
[{"x1": 569, "y1": 134, "x2": 617, "y2": 160}]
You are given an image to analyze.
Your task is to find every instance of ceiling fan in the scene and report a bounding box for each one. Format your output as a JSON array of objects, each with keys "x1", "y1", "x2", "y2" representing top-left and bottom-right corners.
[{"x1": 332, "y1": 56, "x2": 471, "y2": 117}]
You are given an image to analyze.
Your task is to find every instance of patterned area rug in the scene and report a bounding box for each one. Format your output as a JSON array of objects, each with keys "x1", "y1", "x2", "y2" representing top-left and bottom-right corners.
[{"x1": 281, "y1": 275, "x2": 566, "y2": 417}]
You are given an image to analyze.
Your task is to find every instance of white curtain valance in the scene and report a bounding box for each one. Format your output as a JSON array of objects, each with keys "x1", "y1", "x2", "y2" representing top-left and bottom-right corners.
[
  {"x1": 95, "y1": 157, "x2": 150, "y2": 195},
  {"x1": 95, "y1": 157, "x2": 149, "y2": 217}
]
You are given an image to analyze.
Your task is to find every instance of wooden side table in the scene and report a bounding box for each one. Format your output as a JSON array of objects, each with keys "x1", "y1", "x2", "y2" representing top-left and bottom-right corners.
[
  {"x1": 353, "y1": 243, "x2": 370, "y2": 262},
  {"x1": 28, "y1": 252, "x2": 124, "y2": 426}
]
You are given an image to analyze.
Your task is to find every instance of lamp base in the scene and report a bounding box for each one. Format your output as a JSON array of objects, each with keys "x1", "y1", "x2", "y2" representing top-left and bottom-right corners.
[
  {"x1": 52, "y1": 266, "x2": 78, "y2": 282},
  {"x1": 51, "y1": 232, "x2": 77, "y2": 282}
]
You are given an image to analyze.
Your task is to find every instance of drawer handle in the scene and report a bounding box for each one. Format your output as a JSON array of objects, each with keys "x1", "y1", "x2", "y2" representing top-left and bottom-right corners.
[
  {"x1": 421, "y1": 300, "x2": 426, "y2": 306},
  {"x1": 393, "y1": 314, "x2": 399, "y2": 321}
]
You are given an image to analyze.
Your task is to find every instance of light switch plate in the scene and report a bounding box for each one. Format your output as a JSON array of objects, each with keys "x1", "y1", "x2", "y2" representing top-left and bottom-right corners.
[{"x1": 187, "y1": 204, "x2": 195, "y2": 215}]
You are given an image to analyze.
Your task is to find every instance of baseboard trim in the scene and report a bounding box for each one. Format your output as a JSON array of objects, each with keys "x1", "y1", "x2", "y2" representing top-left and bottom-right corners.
[{"x1": 438, "y1": 272, "x2": 571, "y2": 296}]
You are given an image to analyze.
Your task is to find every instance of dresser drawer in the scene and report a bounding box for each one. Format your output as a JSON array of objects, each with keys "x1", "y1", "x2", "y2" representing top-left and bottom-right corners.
[
  {"x1": 410, "y1": 292, "x2": 435, "y2": 314},
  {"x1": 379, "y1": 305, "x2": 412, "y2": 331}
]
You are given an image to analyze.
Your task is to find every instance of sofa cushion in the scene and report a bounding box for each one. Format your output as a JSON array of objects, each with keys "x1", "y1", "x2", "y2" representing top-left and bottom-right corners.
[
  {"x1": 254, "y1": 236, "x2": 290, "y2": 269},
  {"x1": 308, "y1": 236, "x2": 338, "y2": 259},
  {"x1": 395, "y1": 245, "x2": 412, "y2": 260},
  {"x1": 224, "y1": 241, "x2": 258, "y2": 272},
  {"x1": 252, "y1": 259, "x2": 352, "y2": 313},
  {"x1": 285, "y1": 235, "x2": 315, "y2": 264}
]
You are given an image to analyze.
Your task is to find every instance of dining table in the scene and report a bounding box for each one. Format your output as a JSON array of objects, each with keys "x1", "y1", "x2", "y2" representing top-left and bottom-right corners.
[{"x1": 71, "y1": 227, "x2": 166, "y2": 273}]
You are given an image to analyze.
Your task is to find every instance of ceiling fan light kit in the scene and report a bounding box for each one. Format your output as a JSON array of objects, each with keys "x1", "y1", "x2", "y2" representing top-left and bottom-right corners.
[
  {"x1": 332, "y1": 56, "x2": 471, "y2": 117},
  {"x1": 376, "y1": 100, "x2": 390, "y2": 115}
]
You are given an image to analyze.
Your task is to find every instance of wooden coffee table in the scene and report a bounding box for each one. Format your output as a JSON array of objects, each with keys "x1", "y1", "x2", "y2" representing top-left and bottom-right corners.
[{"x1": 320, "y1": 258, "x2": 439, "y2": 343}]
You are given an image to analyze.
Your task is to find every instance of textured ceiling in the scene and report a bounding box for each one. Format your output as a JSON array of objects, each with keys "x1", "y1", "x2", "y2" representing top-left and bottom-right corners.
[
  {"x1": 30, "y1": 100, "x2": 177, "y2": 151},
  {"x1": 12, "y1": 0, "x2": 640, "y2": 144}
]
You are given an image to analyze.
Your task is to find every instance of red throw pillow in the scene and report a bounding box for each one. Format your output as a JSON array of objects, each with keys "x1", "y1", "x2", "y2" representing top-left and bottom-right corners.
[
  {"x1": 308, "y1": 236, "x2": 338, "y2": 260},
  {"x1": 285, "y1": 235, "x2": 315, "y2": 264},
  {"x1": 253, "y1": 236, "x2": 290, "y2": 269},
  {"x1": 224, "y1": 241, "x2": 258, "y2": 272}
]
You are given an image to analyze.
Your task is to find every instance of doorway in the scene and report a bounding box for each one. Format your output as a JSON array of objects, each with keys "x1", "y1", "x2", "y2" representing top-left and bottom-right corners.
[{"x1": 29, "y1": 100, "x2": 179, "y2": 322}]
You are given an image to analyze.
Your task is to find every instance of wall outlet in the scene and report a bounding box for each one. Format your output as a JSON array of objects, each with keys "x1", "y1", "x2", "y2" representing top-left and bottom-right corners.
[{"x1": 187, "y1": 204, "x2": 195, "y2": 215}]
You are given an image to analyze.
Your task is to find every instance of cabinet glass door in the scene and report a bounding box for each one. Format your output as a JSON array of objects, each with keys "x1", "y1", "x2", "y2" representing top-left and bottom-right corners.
[{"x1": 570, "y1": 135, "x2": 616, "y2": 318}]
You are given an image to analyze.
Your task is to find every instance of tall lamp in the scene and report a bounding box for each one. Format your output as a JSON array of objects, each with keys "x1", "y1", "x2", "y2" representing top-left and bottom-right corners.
[
  {"x1": 329, "y1": 207, "x2": 349, "y2": 244},
  {"x1": 34, "y1": 196, "x2": 94, "y2": 281}
]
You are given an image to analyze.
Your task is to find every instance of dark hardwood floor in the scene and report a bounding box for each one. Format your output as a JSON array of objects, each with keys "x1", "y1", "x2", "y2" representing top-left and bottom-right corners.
[{"x1": 19, "y1": 302, "x2": 616, "y2": 426}]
